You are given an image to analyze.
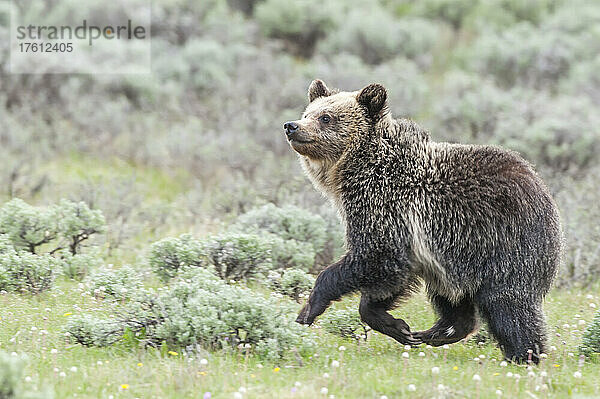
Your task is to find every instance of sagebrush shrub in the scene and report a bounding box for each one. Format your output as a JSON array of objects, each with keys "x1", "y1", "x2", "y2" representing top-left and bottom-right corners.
[
  {"x1": 203, "y1": 232, "x2": 272, "y2": 281},
  {"x1": 465, "y1": 22, "x2": 574, "y2": 89},
  {"x1": 235, "y1": 203, "x2": 327, "y2": 249},
  {"x1": 67, "y1": 268, "x2": 316, "y2": 359},
  {"x1": 254, "y1": 0, "x2": 340, "y2": 57},
  {"x1": 431, "y1": 72, "x2": 600, "y2": 172},
  {"x1": 0, "y1": 237, "x2": 58, "y2": 294},
  {"x1": 86, "y1": 265, "x2": 142, "y2": 300},
  {"x1": 61, "y1": 252, "x2": 102, "y2": 281},
  {"x1": 554, "y1": 167, "x2": 600, "y2": 286},
  {"x1": 580, "y1": 310, "x2": 600, "y2": 356},
  {"x1": 318, "y1": 9, "x2": 438, "y2": 66},
  {"x1": 234, "y1": 203, "x2": 342, "y2": 271},
  {"x1": 277, "y1": 269, "x2": 315, "y2": 303},
  {"x1": 267, "y1": 233, "x2": 315, "y2": 272},
  {"x1": 64, "y1": 314, "x2": 119, "y2": 347},
  {"x1": 55, "y1": 199, "x2": 106, "y2": 255},
  {"x1": 148, "y1": 234, "x2": 204, "y2": 281},
  {"x1": 0, "y1": 198, "x2": 105, "y2": 256},
  {"x1": 0, "y1": 199, "x2": 57, "y2": 254},
  {"x1": 321, "y1": 308, "x2": 369, "y2": 341}
]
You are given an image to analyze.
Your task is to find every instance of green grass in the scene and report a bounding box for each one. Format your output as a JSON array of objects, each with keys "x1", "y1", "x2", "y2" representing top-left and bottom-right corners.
[
  {"x1": 1, "y1": 279, "x2": 599, "y2": 398},
  {"x1": 43, "y1": 153, "x2": 191, "y2": 203}
]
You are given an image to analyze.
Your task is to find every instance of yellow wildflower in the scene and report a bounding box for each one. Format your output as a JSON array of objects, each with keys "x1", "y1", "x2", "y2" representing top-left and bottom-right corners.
[
  {"x1": 63, "y1": 312, "x2": 72, "y2": 317},
  {"x1": 168, "y1": 351, "x2": 178, "y2": 356},
  {"x1": 137, "y1": 363, "x2": 143, "y2": 367},
  {"x1": 120, "y1": 384, "x2": 129, "y2": 390},
  {"x1": 273, "y1": 367, "x2": 280, "y2": 373}
]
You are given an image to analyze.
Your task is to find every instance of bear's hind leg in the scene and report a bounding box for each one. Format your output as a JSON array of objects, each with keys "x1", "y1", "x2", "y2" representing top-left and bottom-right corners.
[
  {"x1": 359, "y1": 295, "x2": 422, "y2": 346},
  {"x1": 477, "y1": 294, "x2": 546, "y2": 364},
  {"x1": 413, "y1": 295, "x2": 478, "y2": 346}
]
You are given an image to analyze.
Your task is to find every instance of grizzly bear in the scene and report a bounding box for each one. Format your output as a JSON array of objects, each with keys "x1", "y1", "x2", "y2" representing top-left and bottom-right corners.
[{"x1": 285, "y1": 80, "x2": 562, "y2": 363}]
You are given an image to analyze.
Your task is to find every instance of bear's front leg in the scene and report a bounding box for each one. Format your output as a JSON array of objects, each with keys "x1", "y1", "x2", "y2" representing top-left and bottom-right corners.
[{"x1": 296, "y1": 256, "x2": 358, "y2": 325}]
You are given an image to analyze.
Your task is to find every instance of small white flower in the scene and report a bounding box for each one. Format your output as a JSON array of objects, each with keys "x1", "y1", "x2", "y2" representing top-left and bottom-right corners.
[
  {"x1": 50, "y1": 349, "x2": 58, "y2": 354},
  {"x1": 528, "y1": 371, "x2": 535, "y2": 378},
  {"x1": 404, "y1": 345, "x2": 411, "y2": 351},
  {"x1": 426, "y1": 345, "x2": 433, "y2": 349},
  {"x1": 407, "y1": 384, "x2": 416, "y2": 392},
  {"x1": 53, "y1": 368, "x2": 59, "y2": 373},
  {"x1": 257, "y1": 364, "x2": 263, "y2": 369},
  {"x1": 96, "y1": 361, "x2": 103, "y2": 366},
  {"x1": 418, "y1": 352, "x2": 425, "y2": 357},
  {"x1": 479, "y1": 354, "x2": 485, "y2": 359},
  {"x1": 233, "y1": 392, "x2": 242, "y2": 399},
  {"x1": 320, "y1": 387, "x2": 328, "y2": 395},
  {"x1": 323, "y1": 373, "x2": 330, "y2": 379},
  {"x1": 589, "y1": 303, "x2": 596, "y2": 309},
  {"x1": 586, "y1": 294, "x2": 594, "y2": 300},
  {"x1": 506, "y1": 372, "x2": 513, "y2": 378},
  {"x1": 402, "y1": 352, "x2": 409, "y2": 359},
  {"x1": 514, "y1": 373, "x2": 521, "y2": 380},
  {"x1": 295, "y1": 381, "x2": 301, "y2": 387},
  {"x1": 495, "y1": 389, "x2": 502, "y2": 396},
  {"x1": 238, "y1": 387, "x2": 247, "y2": 393},
  {"x1": 380, "y1": 396, "x2": 388, "y2": 399},
  {"x1": 437, "y1": 384, "x2": 445, "y2": 391},
  {"x1": 331, "y1": 360, "x2": 340, "y2": 368},
  {"x1": 540, "y1": 353, "x2": 548, "y2": 359},
  {"x1": 70, "y1": 366, "x2": 77, "y2": 372},
  {"x1": 500, "y1": 361, "x2": 508, "y2": 367},
  {"x1": 431, "y1": 367, "x2": 440, "y2": 375},
  {"x1": 59, "y1": 372, "x2": 66, "y2": 378},
  {"x1": 573, "y1": 371, "x2": 582, "y2": 379},
  {"x1": 25, "y1": 376, "x2": 32, "y2": 382},
  {"x1": 442, "y1": 344, "x2": 449, "y2": 350},
  {"x1": 338, "y1": 346, "x2": 346, "y2": 351},
  {"x1": 540, "y1": 371, "x2": 548, "y2": 377},
  {"x1": 578, "y1": 319, "x2": 586, "y2": 326},
  {"x1": 550, "y1": 345, "x2": 557, "y2": 351},
  {"x1": 200, "y1": 358, "x2": 208, "y2": 366},
  {"x1": 472, "y1": 374, "x2": 481, "y2": 382}
]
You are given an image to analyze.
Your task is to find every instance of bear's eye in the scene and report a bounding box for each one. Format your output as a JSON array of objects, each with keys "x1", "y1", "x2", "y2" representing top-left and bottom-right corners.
[{"x1": 320, "y1": 114, "x2": 331, "y2": 124}]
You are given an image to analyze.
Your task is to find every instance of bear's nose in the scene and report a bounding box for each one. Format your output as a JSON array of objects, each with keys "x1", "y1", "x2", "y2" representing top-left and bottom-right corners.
[{"x1": 283, "y1": 121, "x2": 299, "y2": 136}]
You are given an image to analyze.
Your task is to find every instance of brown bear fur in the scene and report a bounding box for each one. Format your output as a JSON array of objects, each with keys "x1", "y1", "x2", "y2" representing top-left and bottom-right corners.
[{"x1": 284, "y1": 79, "x2": 562, "y2": 363}]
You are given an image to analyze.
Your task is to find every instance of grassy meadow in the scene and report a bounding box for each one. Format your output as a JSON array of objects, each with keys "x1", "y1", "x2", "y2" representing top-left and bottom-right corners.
[{"x1": 2, "y1": 282, "x2": 600, "y2": 398}]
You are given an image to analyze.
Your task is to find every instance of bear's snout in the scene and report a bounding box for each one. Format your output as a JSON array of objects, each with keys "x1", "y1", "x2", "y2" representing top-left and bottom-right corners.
[{"x1": 283, "y1": 121, "x2": 299, "y2": 136}]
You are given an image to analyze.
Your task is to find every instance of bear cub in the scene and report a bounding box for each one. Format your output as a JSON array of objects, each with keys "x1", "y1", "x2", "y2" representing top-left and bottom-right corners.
[{"x1": 285, "y1": 79, "x2": 562, "y2": 363}]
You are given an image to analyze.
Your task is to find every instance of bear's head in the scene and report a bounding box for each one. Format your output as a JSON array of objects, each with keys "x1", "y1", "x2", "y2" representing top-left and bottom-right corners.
[{"x1": 283, "y1": 79, "x2": 390, "y2": 161}]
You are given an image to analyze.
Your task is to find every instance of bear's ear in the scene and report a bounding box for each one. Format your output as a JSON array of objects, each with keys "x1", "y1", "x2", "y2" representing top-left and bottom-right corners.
[
  {"x1": 308, "y1": 79, "x2": 331, "y2": 103},
  {"x1": 357, "y1": 83, "x2": 388, "y2": 119}
]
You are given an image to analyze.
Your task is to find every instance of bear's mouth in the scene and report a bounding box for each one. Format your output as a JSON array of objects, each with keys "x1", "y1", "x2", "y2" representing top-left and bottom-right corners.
[{"x1": 289, "y1": 138, "x2": 314, "y2": 144}]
